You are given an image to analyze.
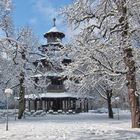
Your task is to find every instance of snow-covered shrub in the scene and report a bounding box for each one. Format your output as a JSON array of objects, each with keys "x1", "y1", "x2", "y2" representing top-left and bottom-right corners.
[
  {"x1": 58, "y1": 110, "x2": 63, "y2": 113},
  {"x1": 40, "y1": 111, "x2": 46, "y2": 116},
  {"x1": 90, "y1": 108, "x2": 108, "y2": 114},
  {"x1": 53, "y1": 112, "x2": 58, "y2": 115},
  {"x1": 32, "y1": 110, "x2": 43, "y2": 116},
  {"x1": 47, "y1": 110, "x2": 53, "y2": 114},
  {"x1": 30, "y1": 110, "x2": 35, "y2": 114},
  {"x1": 24, "y1": 111, "x2": 31, "y2": 116}
]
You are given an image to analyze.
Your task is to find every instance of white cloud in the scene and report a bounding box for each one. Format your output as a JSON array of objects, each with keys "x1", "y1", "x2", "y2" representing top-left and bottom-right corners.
[
  {"x1": 33, "y1": 1, "x2": 64, "y2": 26},
  {"x1": 33, "y1": 0, "x2": 56, "y2": 22},
  {"x1": 31, "y1": 0, "x2": 75, "y2": 43}
]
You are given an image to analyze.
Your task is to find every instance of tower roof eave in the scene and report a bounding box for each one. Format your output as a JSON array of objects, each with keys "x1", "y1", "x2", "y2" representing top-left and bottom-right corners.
[
  {"x1": 44, "y1": 32, "x2": 65, "y2": 38},
  {"x1": 44, "y1": 27, "x2": 65, "y2": 38}
]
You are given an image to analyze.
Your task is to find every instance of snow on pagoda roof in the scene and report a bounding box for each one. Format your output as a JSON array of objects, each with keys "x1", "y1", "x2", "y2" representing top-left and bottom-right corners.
[
  {"x1": 39, "y1": 57, "x2": 47, "y2": 60},
  {"x1": 31, "y1": 71, "x2": 64, "y2": 78},
  {"x1": 25, "y1": 92, "x2": 79, "y2": 99},
  {"x1": 46, "y1": 42, "x2": 63, "y2": 46},
  {"x1": 31, "y1": 74, "x2": 42, "y2": 78},
  {"x1": 44, "y1": 18, "x2": 65, "y2": 38},
  {"x1": 44, "y1": 26, "x2": 64, "y2": 35},
  {"x1": 44, "y1": 27, "x2": 65, "y2": 38},
  {"x1": 15, "y1": 92, "x2": 94, "y2": 100},
  {"x1": 46, "y1": 73, "x2": 63, "y2": 77},
  {"x1": 47, "y1": 27, "x2": 59, "y2": 33},
  {"x1": 64, "y1": 55, "x2": 71, "y2": 60}
]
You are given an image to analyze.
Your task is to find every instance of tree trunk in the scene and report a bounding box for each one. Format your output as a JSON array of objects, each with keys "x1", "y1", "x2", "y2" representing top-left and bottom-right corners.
[
  {"x1": 107, "y1": 90, "x2": 113, "y2": 119},
  {"x1": 124, "y1": 47, "x2": 140, "y2": 128},
  {"x1": 119, "y1": 0, "x2": 140, "y2": 128},
  {"x1": 18, "y1": 72, "x2": 25, "y2": 119}
]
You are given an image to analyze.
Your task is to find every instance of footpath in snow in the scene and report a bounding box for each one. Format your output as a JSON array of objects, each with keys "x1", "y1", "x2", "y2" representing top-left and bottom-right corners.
[{"x1": 0, "y1": 110, "x2": 140, "y2": 140}]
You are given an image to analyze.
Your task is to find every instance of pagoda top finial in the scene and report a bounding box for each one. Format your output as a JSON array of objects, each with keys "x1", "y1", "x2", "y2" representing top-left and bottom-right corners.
[
  {"x1": 44, "y1": 17, "x2": 65, "y2": 39},
  {"x1": 53, "y1": 18, "x2": 56, "y2": 27}
]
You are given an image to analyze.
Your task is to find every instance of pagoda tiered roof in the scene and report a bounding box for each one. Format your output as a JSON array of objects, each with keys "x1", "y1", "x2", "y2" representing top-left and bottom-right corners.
[
  {"x1": 31, "y1": 71, "x2": 65, "y2": 78},
  {"x1": 44, "y1": 26, "x2": 65, "y2": 38},
  {"x1": 25, "y1": 92, "x2": 78, "y2": 99},
  {"x1": 25, "y1": 92, "x2": 94, "y2": 99}
]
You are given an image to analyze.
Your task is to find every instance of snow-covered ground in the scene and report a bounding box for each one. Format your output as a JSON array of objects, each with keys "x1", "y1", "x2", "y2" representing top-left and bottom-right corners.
[{"x1": 0, "y1": 110, "x2": 140, "y2": 140}]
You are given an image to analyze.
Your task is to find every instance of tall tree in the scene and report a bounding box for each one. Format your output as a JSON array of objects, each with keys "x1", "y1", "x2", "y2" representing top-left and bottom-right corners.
[
  {"x1": 0, "y1": 1, "x2": 40, "y2": 119},
  {"x1": 62, "y1": 0, "x2": 140, "y2": 127}
]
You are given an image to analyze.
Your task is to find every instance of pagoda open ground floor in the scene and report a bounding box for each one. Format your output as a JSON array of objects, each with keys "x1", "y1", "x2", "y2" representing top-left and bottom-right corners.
[
  {"x1": 25, "y1": 93, "x2": 94, "y2": 113},
  {"x1": 25, "y1": 98, "x2": 91, "y2": 113},
  {"x1": 0, "y1": 110, "x2": 140, "y2": 140}
]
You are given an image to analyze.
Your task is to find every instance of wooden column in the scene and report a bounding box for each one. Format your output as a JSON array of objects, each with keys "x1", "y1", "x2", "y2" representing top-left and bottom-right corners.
[
  {"x1": 69, "y1": 99, "x2": 71, "y2": 110},
  {"x1": 73, "y1": 99, "x2": 76, "y2": 110},
  {"x1": 42, "y1": 100, "x2": 45, "y2": 111},
  {"x1": 64, "y1": 100, "x2": 67, "y2": 112},
  {"x1": 60, "y1": 98, "x2": 62, "y2": 110},
  {"x1": 84, "y1": 99, "x2": 86, "y2": 112},
  {"x1": 86, "y1": 99, "x2": 88, "y2": 112},
  {"x1": 62, "y1": 100, "x2": 64, "y2": 111},
  {"x1": 48, "y1": 99, "x2": 50, "y2": 110},
  {"x1": 45, "y1": 100, "x2": 47, "y2": 111},
  {"x1": 67, "y1": 99, "x2": 69, "y2": 110},
  {"x1": 34, "y1": 100, "x2": 37, "y2": 111},
  {"x1": 80, "y1": 100, "x2": 82, "y2": 112},
  {"x1": 44, "y1": 100, "x2": 46, "y2": 111},
  {"x1": 28, "y1": 100, "x2": 31, "y2": 112},
  {"x1": 39, "y1": 100, "x2": 42, "y2": 110}
]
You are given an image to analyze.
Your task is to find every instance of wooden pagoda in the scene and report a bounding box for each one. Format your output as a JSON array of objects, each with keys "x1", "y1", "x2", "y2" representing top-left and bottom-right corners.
[{"x1": 25, "y1": 19, "x2": 93, "y2": 113}]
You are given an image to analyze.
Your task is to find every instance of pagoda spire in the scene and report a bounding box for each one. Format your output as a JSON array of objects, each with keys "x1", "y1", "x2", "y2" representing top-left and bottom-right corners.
[
  {"x1": 53, "y1": 18, "x2": 56, "y2": 27},
  {"x1": 44, "y1": 18, "x2": 65, "y2": 39}
]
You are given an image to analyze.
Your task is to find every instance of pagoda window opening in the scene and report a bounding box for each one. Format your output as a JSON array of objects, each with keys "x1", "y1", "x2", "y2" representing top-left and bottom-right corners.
[{"x1": 51, "y1": 79, "x2": 63, "y2": 85}]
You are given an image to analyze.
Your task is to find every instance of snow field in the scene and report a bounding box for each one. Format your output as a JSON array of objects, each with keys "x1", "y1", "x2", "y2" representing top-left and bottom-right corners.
[{"x1": 0, "y1": 110, "x2": 140, "y2": 140}]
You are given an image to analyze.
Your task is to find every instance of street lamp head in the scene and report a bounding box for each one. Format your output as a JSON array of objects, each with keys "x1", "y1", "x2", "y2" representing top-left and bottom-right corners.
[
  {"x1": 115, "y1": 97, "x2": 120, "y2": 102},
  {"x1": 5, "y1": 88, "x2": 13, "y2": 97}
]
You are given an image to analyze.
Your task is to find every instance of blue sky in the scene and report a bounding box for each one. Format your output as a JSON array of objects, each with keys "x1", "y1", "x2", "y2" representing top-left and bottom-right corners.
[{"x1": 12, "y1": 0, "x2": 73, "y2": 43}]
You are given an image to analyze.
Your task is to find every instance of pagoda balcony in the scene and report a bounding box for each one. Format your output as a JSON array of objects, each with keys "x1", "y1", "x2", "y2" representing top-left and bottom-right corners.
[{"x1": 47, "y1": 84, "x2": 66, "y2": 92}]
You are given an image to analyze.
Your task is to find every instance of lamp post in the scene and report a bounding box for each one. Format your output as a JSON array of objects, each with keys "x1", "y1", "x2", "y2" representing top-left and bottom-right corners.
[
  {"x1": 114, "y1": 97, "x2": 120, "y2": 120},
  {"x1": 5, "y1": 88, "x2": 13, "y2": 131},
  {"x1": 14, "y1": 97, "x2": 17, "y2": 121}
]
